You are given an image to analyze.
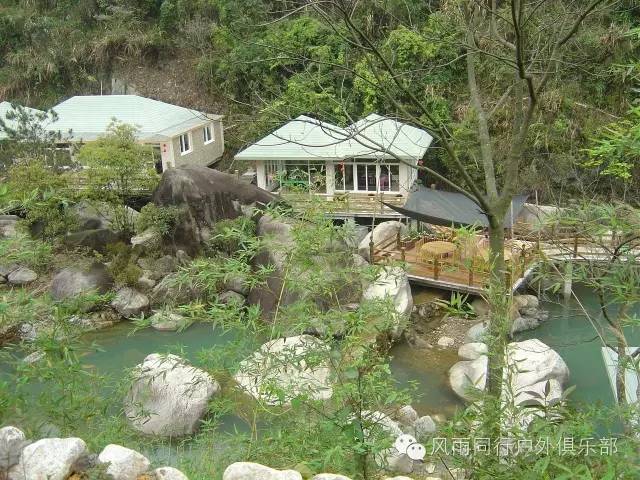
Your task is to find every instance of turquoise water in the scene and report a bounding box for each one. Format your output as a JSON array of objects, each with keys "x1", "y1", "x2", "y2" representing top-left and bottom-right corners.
[{"x1": 519, "y1": 284, "x2": 640, "y2": 407}]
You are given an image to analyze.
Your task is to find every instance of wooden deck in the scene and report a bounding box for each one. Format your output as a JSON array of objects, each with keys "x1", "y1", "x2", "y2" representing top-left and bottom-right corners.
[
  {"x1": 280, "y1": 191, "x2": 406, "y2": 218},
  {"x1": 372, "y1": 233, "x2": 538, "y2": 294}
]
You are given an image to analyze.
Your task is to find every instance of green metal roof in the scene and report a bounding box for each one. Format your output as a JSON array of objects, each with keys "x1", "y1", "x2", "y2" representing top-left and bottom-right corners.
[
  {"x1": 46, "y1": 95, "x2": 222, "y2": 142},
  {"x1": 234, "y1": 113, "x2": 433, "y2": 162}
]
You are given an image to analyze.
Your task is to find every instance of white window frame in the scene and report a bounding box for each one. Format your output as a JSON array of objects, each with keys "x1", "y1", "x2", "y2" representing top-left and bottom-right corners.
[
  {"x1": 179, "y1": 132, "x2": 193, "y2": 155},
  {"x1": 203, "y1": 123, "x2": 214, "y2": 144}
]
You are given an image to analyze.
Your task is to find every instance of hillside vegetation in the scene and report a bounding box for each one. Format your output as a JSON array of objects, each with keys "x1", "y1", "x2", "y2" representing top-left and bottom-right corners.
[{"x1": 0, "y1": 0, "x2": 638, "y2": 198}]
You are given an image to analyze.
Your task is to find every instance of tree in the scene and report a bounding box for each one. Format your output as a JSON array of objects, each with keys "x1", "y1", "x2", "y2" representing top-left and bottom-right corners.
[
  {"x1": 585, "y1": 105, "x2": 640, "y2": 202},
  {"x1": 265, "y1": 0, "x2": 615, "y2": 402},
  {"x1": 76, "y1": 121, "x2": 159, "y2": 234}
]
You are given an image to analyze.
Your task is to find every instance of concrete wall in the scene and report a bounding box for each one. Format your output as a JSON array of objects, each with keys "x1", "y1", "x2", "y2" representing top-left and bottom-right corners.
[{"x1": 167, "y1": 120, "x2": 224, "y2": 169}]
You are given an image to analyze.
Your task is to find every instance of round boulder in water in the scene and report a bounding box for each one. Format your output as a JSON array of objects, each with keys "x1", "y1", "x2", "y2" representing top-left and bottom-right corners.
[{"x1": 124, "y1": 353, "x2": 219, "y2": 436}]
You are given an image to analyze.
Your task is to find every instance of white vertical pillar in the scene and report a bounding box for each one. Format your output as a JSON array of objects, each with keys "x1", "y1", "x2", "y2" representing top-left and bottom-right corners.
[
  {"x1": 256, "y1": 160, "x2": 267, "y2": 189},
  {"x1": 326, "y1": 161, "x2": 335, "y2": 197}
]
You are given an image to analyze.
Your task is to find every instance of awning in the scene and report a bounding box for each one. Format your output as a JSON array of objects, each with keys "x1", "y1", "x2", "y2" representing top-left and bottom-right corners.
[{"x1": 384, "y1": 186, "x2": 528, "y2": 229}]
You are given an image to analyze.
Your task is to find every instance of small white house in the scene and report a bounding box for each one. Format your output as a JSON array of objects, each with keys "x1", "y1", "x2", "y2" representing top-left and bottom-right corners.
[
  {"x1": 234, "y1": 113, "x2": 432, "y2": 201},
  {"x1": 46, "y1": 95, "x2": 224, "y2": 171}
]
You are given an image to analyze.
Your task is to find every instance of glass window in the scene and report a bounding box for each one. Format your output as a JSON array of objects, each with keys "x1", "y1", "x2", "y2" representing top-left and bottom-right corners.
[
  {"x1": 179, "y1": 133, "x2": 191, "y2": 154},
  {"x1": 203, "y1": 124, "x2": 213, "y2": 143},
  {"x1": 335, "y1": 162, "x2": 354, "y2": 191},
  {"x1": 379, "y1": 164, "x2": 400, "y2": 192}
]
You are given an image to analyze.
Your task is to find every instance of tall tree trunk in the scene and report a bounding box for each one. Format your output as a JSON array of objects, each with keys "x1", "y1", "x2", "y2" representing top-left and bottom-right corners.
[{"x1": 485, "y1": 215, "x2": 510, "y2": 398}]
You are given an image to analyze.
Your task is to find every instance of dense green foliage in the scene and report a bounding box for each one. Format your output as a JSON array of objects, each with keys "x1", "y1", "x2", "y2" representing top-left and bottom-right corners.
[{"x1": 1, "y1": 1, "x2": 638, "y2": 201}]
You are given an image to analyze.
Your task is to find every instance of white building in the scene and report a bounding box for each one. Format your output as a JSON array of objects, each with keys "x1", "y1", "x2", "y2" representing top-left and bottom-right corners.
[
  {"x1": 45, "y1": 95, "x2": 224, "y2": 171},
  {"x1": 234, "y1": 114, "x2": 432, "y2": 204}
]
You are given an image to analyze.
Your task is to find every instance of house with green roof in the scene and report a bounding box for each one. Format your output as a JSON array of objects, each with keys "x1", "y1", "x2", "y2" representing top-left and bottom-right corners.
[
  {"x1": 46, "y1": 95, "x2": 224, "y2": 171},
  {"x1": 234, "y1": 113, "x2": 433, "y2": 217}
]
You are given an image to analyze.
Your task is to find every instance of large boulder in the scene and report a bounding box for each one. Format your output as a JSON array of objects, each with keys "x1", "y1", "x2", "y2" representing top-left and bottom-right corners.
[
  {"x1": 150, "y1": 311, "x2": 189, "y2": 332},
  {"x1": 7, "y1": 267, "x2": 38, "y2": 286},
  {"x1": 458, "y1": 342, "x2": 488, "y2": 360},
  {"x1": 124, "y1": 353, "x2": 220, "y2": 436},
  {"x1": 223, "y1": 462, "x2": 302, "y2": 480},
  {"x1": 505, "y1": 339, "x2": 570, "y2": 391},
  {"x1": 247, "y1": 215, "x2": 361, "y2": 319},
  {"x1": 8, "y1": 437, "x2": 87, "y2": 480},
  {"x1": 246, "y1": 215, "x2": 297, "y2": 317},
  {"x1": 152, "y1": 166, "x2": 279, "y2": 254},
  {"x1": 111, "y1": 287, "x2": 149, "y2": 318},
  {"x1": 50, "y1": 264, "x2": 113, "y2": 301},
  {"x1": 235, "y1": 335, "x2": 333, "y2": 405},
  {"x1": 362, "y1": 267, "x2": 413, "y2": 340},
  {"x1": 448, "y1": 355, "x2": 488, "y2": 402},
  {"x1": 464, "y1": 321, "x2": 488, "y2": 343},
  {"x1": 64, "y1": 228, "x2": 121, "y2": 253},
  {"x1": 0, "y1": 426, "x2": 26, "y2": 471},
  {"x1": 98, "y1": 444, "x2": 150, "y2": 480},
  {"x1": 358, "y1": 221, "x2": 407, "y2": 261},
  {"x1": 150, "y1": 272, "x2": 202, "y2": 307}
]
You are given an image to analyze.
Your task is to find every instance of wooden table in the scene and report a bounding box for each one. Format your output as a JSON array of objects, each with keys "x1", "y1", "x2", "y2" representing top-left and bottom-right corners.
[{"x1": 420, "y1": 241, "x2": 457, "y2": 259}]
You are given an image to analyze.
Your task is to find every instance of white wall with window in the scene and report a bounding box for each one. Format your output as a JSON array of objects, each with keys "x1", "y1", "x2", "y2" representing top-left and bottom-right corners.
[{"x1": 179, "y1": 132, "x2": 192, "y2": 155}]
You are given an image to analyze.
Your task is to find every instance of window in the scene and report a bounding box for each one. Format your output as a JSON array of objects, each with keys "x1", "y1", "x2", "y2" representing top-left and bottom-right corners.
[
  {"x1": 179, "y1": 133, "x2": 192, "y2": 155},
  {"x1": 203, "y1": 124, "x2": 213, "y2": 144}
]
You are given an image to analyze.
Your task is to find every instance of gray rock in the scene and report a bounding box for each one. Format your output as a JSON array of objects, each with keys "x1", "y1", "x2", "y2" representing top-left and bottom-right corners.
[
  {"x1": 436, "y1": 336, "x2": 455, "y2": 348},
  {"x1": 151, "y1": 272, "x2": 202, "y2": 306},
  {"x1": 218, "y1": 290, "x2": 246, "y2": 306},
  {"x1": 363, "y1": 267, "x2": 413, "y2": 340},
  {"x1": 358, "y1": 221, "x2": 407, "y2": 261},
  {"x1": 50, "y1": 264, "x2": 113, "y2": 301},
  {"x1": 395, "y1": 405, "x2": 418, "y2": 426},
  {"x1": 175, "y1": 249, "x2": 192, "y2": 266},
  {"x1": 7, "y1": 267, "x2": 38, "y2": 286},
  {"x1": 413, "y1": 415, "x2": 437, "y2": 439},
  {"x1": 131, "y1": 229, "x2": 160, "y2": 249},
  {"x1": 224, "y1": 273, "x2": 249, "y2": 295},
  {"x1": 111, "y1": 287, "x2": 149, "y2": 318},
  {"x1": 8, "y1": 437, "x2": 87, "y2": 480},
  {"x1": 0, "y1": 215, "x2": 19, "y2": 238},
  {"x1": 0, "y1": 263, "x2": 20, "y2": 279},
  {"x1": 136, "y1": 273, "x2": 156, "y2": 291},
  {"x1": 150, "y1": 311, "x2": 190, "y2": 332},
  {"x1": 64, "y1": 228, "x2": 120, "y2": 252},
  {"x1": 222, "y1": 462, "x2": 302, "y2": 480},
  {"x1": 152, "y1": 166, "x2": 278, "y2": 255},
  {"x1": 449, "y1": 355, "x2": 488, "y2": 402},
  {"x1": 458, "y1": 342, "x2": 488, "y2": 360},
  {"x1": 98, "y1": 444, "x2": 150, "y2": 480},
  {"x1": 19, "y1": 323, "x2": 37, "y2": 341},
  {"x1": 72, "y1": 200, "x2": 112, "y2": 230},
  {"x1": 124, "y1": 353, "x2": 219, "y2": 436},
  {"x1": 464, "y1": 321, "x2": 488, "y2": 343},
  {"x1": 22, "y1": 351, "x2": 45, "y2": 364},
  {"x1": 154, "y1": 466, "x2": 190, "y2": 480},
  {"x1": 0, "y1": 426, "x2": 26, "y2": 470},
  {"x1": 510, "y1": 316, "x2": 540, "y2": 335},
  {"x1": 235, "y1": 335, "x2": 333, "y2": 405}
]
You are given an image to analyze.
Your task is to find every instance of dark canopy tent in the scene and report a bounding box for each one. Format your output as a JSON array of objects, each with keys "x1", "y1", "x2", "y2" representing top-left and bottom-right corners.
[{"x1": 384, "y1": 186, "x2": 528, "y2": 229}]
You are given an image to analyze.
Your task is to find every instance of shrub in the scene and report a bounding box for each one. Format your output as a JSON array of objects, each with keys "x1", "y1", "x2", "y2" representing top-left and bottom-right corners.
[
  {"x1": 136, "y1": 203, "x2": 181, "y2": 237},
  {"x1": 106, "y1": 242, "x2": 142, "y2": 286}
]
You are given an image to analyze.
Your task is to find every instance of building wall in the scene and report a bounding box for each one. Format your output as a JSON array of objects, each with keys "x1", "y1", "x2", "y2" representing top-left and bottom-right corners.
[{"x1": 168, "y1": 120, "x2": 224, "y2": 169}]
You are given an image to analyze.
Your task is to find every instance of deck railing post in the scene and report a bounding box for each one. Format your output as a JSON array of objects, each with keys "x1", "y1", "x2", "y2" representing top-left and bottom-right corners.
[
  {"x1": 401, "y1": 247, "x2": 406, "y2": 262},
  {"x1": 396, "y1": 229, "x2": 401, "y2": 248},
  {"x1": 573, "y1": 232, "x2": 579, "y2": 258},
  {"x1": 434, "y1": 256, "x2": 440, "y2": 280},
  {"x1": 468, "y1": 258, "x2": 475, "y2": 286}
]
